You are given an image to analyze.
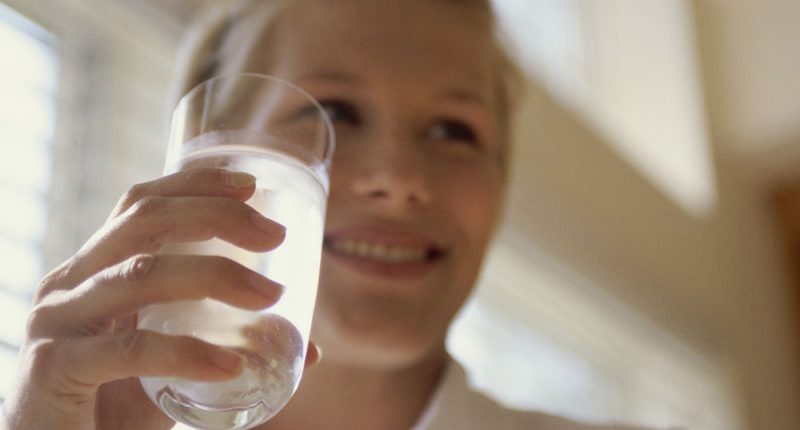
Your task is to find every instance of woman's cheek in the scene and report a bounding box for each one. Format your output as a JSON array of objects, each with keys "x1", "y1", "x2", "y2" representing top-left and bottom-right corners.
[{"x1": 439, "y1": 159, "x2": 503, "y2": 241}]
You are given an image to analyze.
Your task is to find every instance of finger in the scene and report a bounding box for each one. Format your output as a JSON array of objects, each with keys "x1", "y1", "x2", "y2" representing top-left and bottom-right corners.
[
  {"x1": 33, "y1": 168, "x2": 261, "y2": 303},
  {"x1": 45, "y1": 195, "x2": 285, "y2": 295},
  {"x1": 30, "y1": 331, "x2": 246, "y2": 392},
  {"x1": 109, "y1": 168, "x2": 258, "y2": 220},
  {"x1": 112, "y1": 194, "x2": 285, "y2": 254},
  {"x1": 95, "y1": 378, "x2": 177, "y2": 430},
  {"x1": 305, "y1": 341, "x2": 321, "y2": 368},
  {"x1": 29, "y1": 254, "x2": 283, "y2": 337}
]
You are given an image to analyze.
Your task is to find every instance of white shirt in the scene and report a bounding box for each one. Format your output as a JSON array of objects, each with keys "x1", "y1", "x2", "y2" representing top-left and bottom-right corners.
[{"x1": 412, "y1": 359, "x2": 647, "y2": 430}]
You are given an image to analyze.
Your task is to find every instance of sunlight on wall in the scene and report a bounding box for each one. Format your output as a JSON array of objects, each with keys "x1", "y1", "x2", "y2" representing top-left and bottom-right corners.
[
  {"x1": 493, "y1": 0, "x2": 717, "y2": 217},
  {"x1": 491, "y1": 0, "x2": 587, "y2": 108},
  {"x1": 448, "y1": 234, "x2": 745, "y2": 429},
  {"x1": 0, "y1": 2, "x2": 58, "y2": 399}
]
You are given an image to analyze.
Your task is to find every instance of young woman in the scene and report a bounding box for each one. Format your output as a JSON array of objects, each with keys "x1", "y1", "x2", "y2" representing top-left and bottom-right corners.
[{"x1": 4, "y1": 1, "x2": 640, "y2": 429}]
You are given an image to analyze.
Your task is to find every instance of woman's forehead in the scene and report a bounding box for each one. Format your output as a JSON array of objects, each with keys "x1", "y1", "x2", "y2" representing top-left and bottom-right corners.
[{"x1": 260, "y1": 0, "x2": 496, "y2": 97}]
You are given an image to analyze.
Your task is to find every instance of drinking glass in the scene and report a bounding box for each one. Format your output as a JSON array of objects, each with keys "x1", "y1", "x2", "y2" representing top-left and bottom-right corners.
[{"x1": 137, "y1": 73, "x2": 334, "y2": 430}]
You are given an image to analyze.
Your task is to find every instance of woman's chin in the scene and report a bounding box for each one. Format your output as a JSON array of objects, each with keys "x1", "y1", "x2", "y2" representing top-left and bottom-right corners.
[{"x1": 312, "y1": 316, "x2": 446, "y2": 370}]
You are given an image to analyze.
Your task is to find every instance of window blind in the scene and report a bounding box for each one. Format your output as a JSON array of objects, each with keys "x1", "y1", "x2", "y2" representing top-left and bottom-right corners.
[{"x1": 0, "y1": 2, "x2": 58, "y2": 401}]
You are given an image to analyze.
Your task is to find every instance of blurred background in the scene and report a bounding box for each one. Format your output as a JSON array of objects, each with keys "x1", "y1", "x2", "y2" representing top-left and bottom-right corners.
[{"x1": 0, "y1": 0, "x2": 798, "y2": 429}]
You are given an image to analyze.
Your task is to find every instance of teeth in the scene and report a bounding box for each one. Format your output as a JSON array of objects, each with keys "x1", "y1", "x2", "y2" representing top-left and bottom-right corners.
[
  {"x1": 330, "y1": 239, "x2": 429, "y2": 263},
  {"x1": 356, "y1": 241, "x2": 370, "y2": 257}
]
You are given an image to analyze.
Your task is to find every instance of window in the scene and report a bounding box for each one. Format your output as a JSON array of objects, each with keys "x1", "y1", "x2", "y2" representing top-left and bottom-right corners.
[{"x1": 0, "y1": 2, "x2": 58, "y2": 400}]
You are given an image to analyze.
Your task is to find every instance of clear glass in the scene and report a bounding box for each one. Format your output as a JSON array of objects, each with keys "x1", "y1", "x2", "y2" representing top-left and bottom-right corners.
[{"x1": 137, "y1": 74, "x2": 334, "y2": 430}]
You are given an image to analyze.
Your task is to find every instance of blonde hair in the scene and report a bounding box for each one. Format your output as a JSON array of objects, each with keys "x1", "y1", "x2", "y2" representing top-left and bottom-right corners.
[{"x1": 171, "y1": 0, "x2": 524, "y2": 169}]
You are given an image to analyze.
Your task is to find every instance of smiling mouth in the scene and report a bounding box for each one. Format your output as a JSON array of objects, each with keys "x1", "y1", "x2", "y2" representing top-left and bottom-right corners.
[{"x1": 323, "y1": 238, "x2": 445, "y2": 264}]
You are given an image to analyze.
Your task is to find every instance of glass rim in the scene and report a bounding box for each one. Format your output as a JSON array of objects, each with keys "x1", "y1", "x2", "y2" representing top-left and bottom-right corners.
[{"x1": 176, "y1": 72, "x2": 336, "y2": 168}]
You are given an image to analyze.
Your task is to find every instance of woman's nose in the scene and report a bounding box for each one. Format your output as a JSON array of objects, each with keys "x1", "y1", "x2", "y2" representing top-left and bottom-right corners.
[{"x1": 347, "y1": 139, "x2": 432, "y2": 210}]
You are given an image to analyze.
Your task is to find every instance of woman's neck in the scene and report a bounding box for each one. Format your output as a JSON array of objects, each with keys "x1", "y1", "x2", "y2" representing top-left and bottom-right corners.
[{"x1": 260, "y1": 348, "x2": 448, "y2": 430}]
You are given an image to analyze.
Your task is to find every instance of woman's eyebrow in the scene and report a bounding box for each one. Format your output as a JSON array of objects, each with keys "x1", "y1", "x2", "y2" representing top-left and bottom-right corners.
[
  {"x1": 440, "y1": 88, "x2": 491, "y2": 111},
  {"x1": 297, "y1": 70, "x2": 363, "y2": 86}
]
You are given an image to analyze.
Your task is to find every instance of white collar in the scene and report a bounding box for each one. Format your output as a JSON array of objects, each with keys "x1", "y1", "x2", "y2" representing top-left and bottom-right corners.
[{"x1": 410, "y1": 357, "x2": 457, "y2": 430}]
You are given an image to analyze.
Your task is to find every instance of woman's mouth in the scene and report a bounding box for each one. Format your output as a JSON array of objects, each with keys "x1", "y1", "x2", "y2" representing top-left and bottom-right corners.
[
  {"x1": 326, "y1": 238, "x2": 442, "y2": 263},
  {"x1": 322, "y1": 229, "x2": 446, "y2": 280}
]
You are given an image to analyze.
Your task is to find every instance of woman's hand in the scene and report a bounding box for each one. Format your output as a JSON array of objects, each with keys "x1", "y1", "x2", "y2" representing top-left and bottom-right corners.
[{"x1": 2, "y1": 168, "x2": 318, "y2": 430}]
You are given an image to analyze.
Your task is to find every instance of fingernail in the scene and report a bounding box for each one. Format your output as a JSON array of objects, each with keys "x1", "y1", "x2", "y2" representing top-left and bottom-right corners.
[
  {"x1": 314, "y1": 344, "x2": 323, "y2": 362},
  {"x1": 251, "y1": 213, "x2": 286, "y2": 237},
  {"x1": 208, "y1": 347, "x2": 244, "y2": 373},
  {"x1": 248, "y1": 272, "x2": 284, "y2": 301},
  {"x1": 306, "y1": 343, "x2": 322, "y2": 367},
  {"x1": 223, "y1": 170, "x2": 256, "y2": 188}
]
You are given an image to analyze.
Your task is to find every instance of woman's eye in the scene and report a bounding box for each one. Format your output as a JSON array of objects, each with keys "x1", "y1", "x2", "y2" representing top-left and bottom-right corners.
[
  {"x1": 428, "y1": 119, "x2": 479, "y2": 145},
  {"x1": 319, "y1": 100, "x2": 361, "y2": 126}
]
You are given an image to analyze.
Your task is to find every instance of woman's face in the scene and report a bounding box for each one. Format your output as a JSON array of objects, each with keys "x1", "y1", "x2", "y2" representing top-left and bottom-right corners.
[{"x1": 263, "y1": 0, "x2": 505, "y2": 368}]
